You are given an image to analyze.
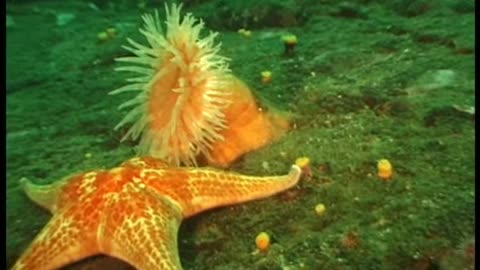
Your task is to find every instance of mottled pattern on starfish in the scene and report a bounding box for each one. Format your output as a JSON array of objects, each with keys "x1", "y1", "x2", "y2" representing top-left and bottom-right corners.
[{"x1": 12, "y1": 157, "x2": 302, "y2": 270}]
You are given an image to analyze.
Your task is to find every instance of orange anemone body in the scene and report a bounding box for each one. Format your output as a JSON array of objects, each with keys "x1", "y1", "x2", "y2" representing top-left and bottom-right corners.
[{"x1": 208, "y1": 77, "x2": 289, "y2": 167}]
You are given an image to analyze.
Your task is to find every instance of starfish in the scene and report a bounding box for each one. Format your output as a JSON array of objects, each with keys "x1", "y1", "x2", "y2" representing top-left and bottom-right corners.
[{"x1": 12, "y1": 157, "x2": 302, "y2": 270}]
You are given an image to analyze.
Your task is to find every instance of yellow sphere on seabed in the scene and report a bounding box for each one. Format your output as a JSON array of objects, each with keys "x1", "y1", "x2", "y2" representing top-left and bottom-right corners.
[{"x1": 377, "y1": 159, "x2": 393, "y2": 180}]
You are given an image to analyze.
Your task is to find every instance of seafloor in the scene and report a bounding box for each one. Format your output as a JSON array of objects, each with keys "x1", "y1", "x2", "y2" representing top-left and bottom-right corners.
[{"x1": 6, "y1": 0, "x2": 474, "y2": 269}]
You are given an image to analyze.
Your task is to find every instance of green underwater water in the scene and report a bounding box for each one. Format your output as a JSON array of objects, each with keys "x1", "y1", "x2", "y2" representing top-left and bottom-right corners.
[{"x1": 6, "y1": 0, "x2": 474, "y2": 269}]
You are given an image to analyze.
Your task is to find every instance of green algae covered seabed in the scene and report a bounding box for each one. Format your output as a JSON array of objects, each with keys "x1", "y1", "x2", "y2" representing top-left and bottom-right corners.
[{"x1": 6, "y1": 0, "x2": 474, "y2": 269}]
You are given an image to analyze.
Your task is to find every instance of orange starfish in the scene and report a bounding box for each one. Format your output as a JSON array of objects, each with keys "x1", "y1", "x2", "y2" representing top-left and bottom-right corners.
[{"x1": 12, "y1": 157, "x2": 301, "y2": 270}]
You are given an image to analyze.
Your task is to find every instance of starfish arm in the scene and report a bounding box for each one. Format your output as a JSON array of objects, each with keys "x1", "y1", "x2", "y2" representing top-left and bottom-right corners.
[
  {"x1": 160, "y1": 164, "x2": 302, "y2": 217},
  {"x1": 20, "y1": 176, "x2": 71, "y2": 214},
  {"x1": 11, "y1": 204, "x2": 101, "y2": 270},
  {"x1": 99, "y1": 185, "x2": 184, "y2": 270}
]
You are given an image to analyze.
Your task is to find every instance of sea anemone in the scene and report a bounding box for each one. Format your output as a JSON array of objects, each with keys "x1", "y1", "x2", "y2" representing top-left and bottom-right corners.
[{"x1": 111, "y1": 4, "x2": 289, "y2": 167}]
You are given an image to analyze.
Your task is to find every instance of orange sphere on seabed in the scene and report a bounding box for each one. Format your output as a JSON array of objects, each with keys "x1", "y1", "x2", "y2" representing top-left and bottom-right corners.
[{"x1": 255, "y1": 232, "x2": 271, "y2": 252}]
